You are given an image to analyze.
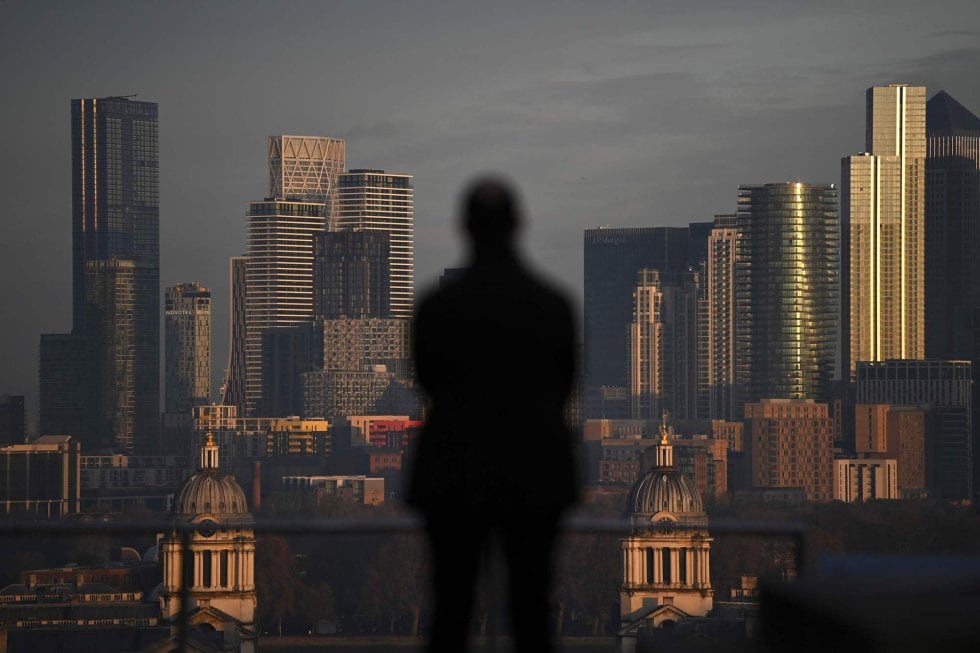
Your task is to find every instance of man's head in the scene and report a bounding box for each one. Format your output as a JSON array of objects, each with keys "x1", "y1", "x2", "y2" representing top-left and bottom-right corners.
[{"x1": 463, "y1": 177, "x2": 521, "y2": 254}]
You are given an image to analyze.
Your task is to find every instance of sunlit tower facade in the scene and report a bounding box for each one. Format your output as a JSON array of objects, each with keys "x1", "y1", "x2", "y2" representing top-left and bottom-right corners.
[
  {"x1": 630, "y1": 270, "x2": 664, "y2": 420},
  {"x1": 706, "y1": 215, "x2": 737, "y2": 420},
  {"x1": 629, "y1": 270, "x2": 701, "y2": 421},
  {"x1": 734, "y1": 183, "x2": 839, "y2": 413},
  {"x1": 843, "y1": 84, "x2": 926, "y2": 376},
  {"x1": 333, "y1": 170, "x2": 415, "y2": 319},
  {"x1": 165, "y1": 283, "x2": 212, "y2": 414},
  {"x1": 269, "y1": 135, "x2": 346, "y2": 206}
]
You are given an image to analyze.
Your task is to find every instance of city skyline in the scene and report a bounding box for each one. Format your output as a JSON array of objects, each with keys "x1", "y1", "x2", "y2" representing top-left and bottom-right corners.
[{"x1": 3, "y1": 2, "x2": 980, "y2": 421}]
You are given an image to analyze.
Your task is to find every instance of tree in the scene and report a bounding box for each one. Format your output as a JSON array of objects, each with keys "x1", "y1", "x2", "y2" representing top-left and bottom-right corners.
[
  {"x1": 255, "y1": 534, "x2": 298, "y2": 635},
  {"x1": 292, "y1": 581, "x2": 336, "y2": 634},
  {"x1": 360, "y1": 533, "x2": 428, "y2": 634}
]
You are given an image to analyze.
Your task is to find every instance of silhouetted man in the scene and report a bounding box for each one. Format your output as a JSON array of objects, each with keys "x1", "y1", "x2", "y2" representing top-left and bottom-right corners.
[{"x1": 409, "y1": 178, "x2": 579, "y2": 653}]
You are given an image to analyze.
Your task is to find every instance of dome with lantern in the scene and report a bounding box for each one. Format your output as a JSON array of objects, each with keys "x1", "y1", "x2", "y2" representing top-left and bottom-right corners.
[
  {"x1": 627, "y1": 415, "x2": 707, "y2": 529},
  {"x1": 172, "y1": 432, "x2": 254, "y2": 526}
]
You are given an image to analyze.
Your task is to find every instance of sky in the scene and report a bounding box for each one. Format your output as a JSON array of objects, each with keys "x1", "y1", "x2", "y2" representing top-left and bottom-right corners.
[{"x1": 2, "y1": 0, "x2": 979, "y2": 429}]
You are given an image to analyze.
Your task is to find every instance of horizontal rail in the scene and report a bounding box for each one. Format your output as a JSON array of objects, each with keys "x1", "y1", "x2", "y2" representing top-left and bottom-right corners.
[{"x1": 0, "y1": 515, "x2": 807, "y2": 538}]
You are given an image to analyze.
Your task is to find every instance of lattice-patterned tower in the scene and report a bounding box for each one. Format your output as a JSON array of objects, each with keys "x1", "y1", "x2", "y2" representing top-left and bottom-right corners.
[
  {"x1": 268, "y1": 135, "x2": 346, "y2": 208},
  {"x1": 621, "y1": 416, "x2": 713, "y2": 626}
]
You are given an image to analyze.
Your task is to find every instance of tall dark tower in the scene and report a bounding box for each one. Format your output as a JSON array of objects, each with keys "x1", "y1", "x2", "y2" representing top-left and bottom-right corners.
[
  {"x1": 583, "y1": 225, "x2": 710, "y2": 418},
  {"x1": 924, "y1": 90, "x2": 980, "y2": 360},
  {"x1": 313, "y1": 230, "x2": 391, "y2": 321},
  {"x1": 41, "y1": 97, "x2": 159, "y2": 453},
  {"x1": 74, "y1": 97, "x2": 159, "y2": 451}
]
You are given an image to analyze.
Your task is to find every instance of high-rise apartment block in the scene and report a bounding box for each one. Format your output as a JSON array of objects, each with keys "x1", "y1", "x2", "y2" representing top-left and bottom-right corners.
[
  {"x1": 744, "y1": 399, "x2": 835, "y2": 502},
  {"x1": 734, "y1": 183, "x2": 839, "y2": 410},
  {"x1": 856, "y1": 360, "x2": 972, "y2": 500},
  {"x1": 244, "y1": 199, "x2": 328, "y2": 415},
  {"x1": 706, "y1": 215, "x2": 737, "y2": 420},
  {"x1": 165, "y1": 283, "x2": 212, "y2": 414},
  {"x1": 629, "y1": 269, "x2": 701, "y2": 421},
  {"x1": 85, "y1": 258, "x2": 138, "y2": 452},
  {"x1": 320, "y1": 318, "x2": 411, "y2": 374},
  {"x1": 843, "y1": 85, "x2": 926, "y2": 375},
  {"x1": 333, "y1": 170, "x2": 415, "y2": 318},
  {"x1": 314, "y1": 230, "x2": 391, "y2": 320},
  {"x1": 221, "y1": 256, "x2": 248, "y2": 413},
  {"x1": 924, "y1": 91, "x2": 980, "y2": 360}
]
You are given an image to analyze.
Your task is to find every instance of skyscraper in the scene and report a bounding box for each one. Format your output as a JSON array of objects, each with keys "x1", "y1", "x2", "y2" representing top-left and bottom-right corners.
[
  {"x1": 244, "y1": 199, "x2": 328, "y2": 415},
  {"x1": 706, "y1": 215, "x2": 737, "y2": 420},
  {"x1": 583, "y1": 225, "x2": 710, "y2": 417},
  {"x1": 734, "y1": 183, "x2": 839, "y2": 411},
  {"x1": 236, "y1": 136, "x2": 346, "y2": 416},
  {"x1": 843, "y1": 84, "x2": 926, "y2": 376},
  {"x1": 333, "y1": 170, "x2": 415, "y2": 318},
  {"x1": 221, "y1": 256, "x2": 248, "y2": 413},
  {"x1": 40, "y1": 97, "x2": 160, "y2": 453},
  {"x1": 629, "y1": 269, "x2": 701, "y2": 421},
  {"x1": 313, "y1": 230, "x2": 391, "y2": 320},
  {"x1": 924, "y1": 90, "x2": 980, "y2": 360},
  {"x1": 165, "y1": 283, "x2": 212, "y2": 414},
  {"x1": 84, "y1": 258, "x2": 138, "y2": 452}
]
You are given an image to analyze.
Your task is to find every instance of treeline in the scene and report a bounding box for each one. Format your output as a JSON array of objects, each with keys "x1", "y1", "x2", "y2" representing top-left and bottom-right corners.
[{"x1": 254, "y1": 493, "x2": 980, "y2": 636}]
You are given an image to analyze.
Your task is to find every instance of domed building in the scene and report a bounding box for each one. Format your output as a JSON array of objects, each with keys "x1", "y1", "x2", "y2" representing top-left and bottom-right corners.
[
  {"x1": 620, "y1": 417, "x2": 713, "y2": 632},
  {"x1": 158, "y1": 433, "x2": 257, "y2": 652}
]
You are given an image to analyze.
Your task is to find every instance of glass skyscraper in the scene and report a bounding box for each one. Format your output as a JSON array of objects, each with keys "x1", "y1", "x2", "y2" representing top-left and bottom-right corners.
[
  {"x1": 40, "y1": 97, "x2": 159, "y2": 453},
  {"x1": 924, "y1": 90, "x2": 980, "y2": 360},
  {"x1": 734, "y1": 183, "x2": 839, "y2": 412}
]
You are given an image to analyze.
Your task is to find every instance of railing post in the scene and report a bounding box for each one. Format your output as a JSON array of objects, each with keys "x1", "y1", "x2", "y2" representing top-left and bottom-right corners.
[{"x1": 179, "y1": 526, "x2": 191, "y2": 651}]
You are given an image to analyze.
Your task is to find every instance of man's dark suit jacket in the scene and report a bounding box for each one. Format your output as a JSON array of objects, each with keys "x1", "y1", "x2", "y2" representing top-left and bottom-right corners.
[{"x1": 408, "y1": 252, "x2": 579, "y2": 517}]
